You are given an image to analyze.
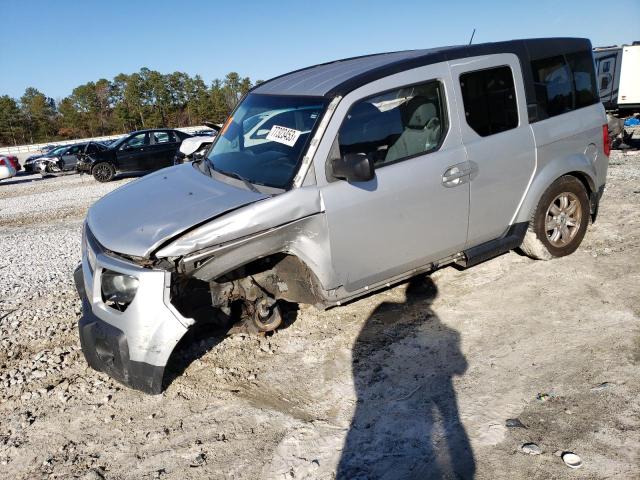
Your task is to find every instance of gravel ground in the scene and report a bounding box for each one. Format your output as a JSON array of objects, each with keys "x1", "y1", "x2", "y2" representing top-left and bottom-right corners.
[{"x1": 1, "y1": 154, "x2": 639, "y2": 479}]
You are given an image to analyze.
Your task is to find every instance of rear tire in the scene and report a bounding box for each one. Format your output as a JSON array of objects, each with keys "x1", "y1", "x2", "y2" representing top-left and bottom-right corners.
[
  {"x1": 92, "y1": 162, "x2": 115, "y2": 182},
  {"x1": 520, "y1": 175, "x2": 590, "y2": 260}
]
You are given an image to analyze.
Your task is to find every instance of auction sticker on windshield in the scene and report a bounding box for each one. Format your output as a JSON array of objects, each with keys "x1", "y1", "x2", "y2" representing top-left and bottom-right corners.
[{"x1": 266, "y1": 125, "x2": 301, "y2": 147}]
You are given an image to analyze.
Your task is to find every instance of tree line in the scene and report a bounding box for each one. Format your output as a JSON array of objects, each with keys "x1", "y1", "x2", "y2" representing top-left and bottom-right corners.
[{"x1": 0, "y1": 68, "x2": 258, "y2": 147}]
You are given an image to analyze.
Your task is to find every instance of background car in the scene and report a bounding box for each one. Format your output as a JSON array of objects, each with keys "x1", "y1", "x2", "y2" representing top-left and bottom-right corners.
[
  {"x1": 0, "y1": 156, "x2": 17, "y2": 181},
  {"x1": 32, "y1": 141, "x2": 107, "y2": 174},
  {"x1": 190, "y1": 129, "x2": 217, "y2": 137},
  {"x1": 23, "y1": 145, "x2": 70, "y2": 172},
  {"x1": 4, "y1": 155, "x2": 21, "y2": 172},
  {"x1": 77, "y1": 129, "x2": 190, "y2": 182},
  {"x1": 173, "y1": 135, "x2": 214, "y2": 164}
]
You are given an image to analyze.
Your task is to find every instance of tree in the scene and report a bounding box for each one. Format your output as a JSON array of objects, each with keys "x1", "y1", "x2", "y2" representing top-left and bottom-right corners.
[
  {"x1": 0, "y1": 68, "x2": 256, "y2": 146},
  {"x1": 0, "y1": 95, "x2": 25, "y2": 145},
  {"x1": 20, "y1": 87, "x2": 57, "y2": 143},
  {"x1": 57, "y1": 97, "x2": 82, "y2": 138}
]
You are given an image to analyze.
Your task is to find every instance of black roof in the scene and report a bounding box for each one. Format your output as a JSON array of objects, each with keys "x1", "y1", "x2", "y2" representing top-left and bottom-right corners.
[{"x1": 253, "y1": 37, "x2": 593, "y2": 101}]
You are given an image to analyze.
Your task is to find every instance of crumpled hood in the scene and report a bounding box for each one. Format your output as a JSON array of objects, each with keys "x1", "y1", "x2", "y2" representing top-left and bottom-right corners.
[{"x1": 87, "y1": 164, "x2": 268, "y2": 258}]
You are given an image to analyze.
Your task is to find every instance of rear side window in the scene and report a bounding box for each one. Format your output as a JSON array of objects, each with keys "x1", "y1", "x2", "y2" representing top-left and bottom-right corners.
[
  {"x1": 459, "y1": 66, "x2": 518, "y2": 137},
  {"x1": 531, "y1": 56, "x2": 574, "y2": 117},
  {"x1": 152, "y1": 131, "x2": 176, "y2": 144},
  {"x1": 567, "y1": 51, "x2": 598, "y2": 109},
  {"x1": 338, "y1": 80, "x2": 447, "y2": 166},
  {"x1": 531, "y1": 51, "x2": 598, "y2": 119}
]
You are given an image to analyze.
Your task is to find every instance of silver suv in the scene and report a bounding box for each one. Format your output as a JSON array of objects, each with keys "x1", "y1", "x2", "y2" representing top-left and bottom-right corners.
[{"x1": 74, "y1": 38, "x2": 609, "y2": 393}]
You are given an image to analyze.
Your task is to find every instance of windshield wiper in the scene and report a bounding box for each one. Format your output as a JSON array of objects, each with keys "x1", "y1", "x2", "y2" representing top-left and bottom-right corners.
[{"x1": 217, "y1": 169, "x2": 260, "y2": 193}]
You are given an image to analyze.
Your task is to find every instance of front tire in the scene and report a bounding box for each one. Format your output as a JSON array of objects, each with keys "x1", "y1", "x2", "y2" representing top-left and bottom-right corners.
[
  {"x1": 92, "y1": 162, "x2": 115, "y2": 183},
  {"x1": 250, "y1": 300, "x2": 283, "y2": 332},
  {"x1": 520, "y1": 175, "x2": 590, "y2": 260}
]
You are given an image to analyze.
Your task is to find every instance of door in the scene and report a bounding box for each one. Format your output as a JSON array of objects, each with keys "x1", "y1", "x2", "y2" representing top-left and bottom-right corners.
[
  {"x1": 319, "y1": 68, "x2": 470, "y2": 293},
  {"x1": 116, "y1": 132, "x2": 150, "y2": 171},
  {"x1": 60, "y1": 144, "x2": 83, "y2": 170},
  {"x1": 449, "y1": 54, "x2": 536, "y2": 247},
  {"x1": 596, "y1": 53, "x2": 618, "y2": 106},
  {"x1": 146, "y1": 130, "x2": 179, "y2": 170}
]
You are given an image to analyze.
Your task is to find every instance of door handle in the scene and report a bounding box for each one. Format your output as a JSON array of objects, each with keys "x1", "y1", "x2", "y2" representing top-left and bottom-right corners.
[{"x1": 442, "y1": 165, "x2": 470, "y2": 187}]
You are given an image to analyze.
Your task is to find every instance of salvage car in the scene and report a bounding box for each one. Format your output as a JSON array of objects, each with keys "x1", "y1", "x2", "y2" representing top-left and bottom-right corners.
[
  {"x1": 4, "y1": 155, "x2": 21, "y2": 172},
  {"x1": 76, "y1": 129, "x2": 191, "y2": 182},
  {"x1": 35, "y1": 141, "x2": 107, "y2": 175},
  {"x1": 75, "y1": 38, "x2": 608, "y2": 393},
  {"x1": 0, "y1": 156, "x2": 17, "y2": 181},
  {"x1": 23, "y1": 146, "x2": 69, "y2": 172},
  {"x1": 173, "y1": 135, "x2": 215, "y2": 165}
]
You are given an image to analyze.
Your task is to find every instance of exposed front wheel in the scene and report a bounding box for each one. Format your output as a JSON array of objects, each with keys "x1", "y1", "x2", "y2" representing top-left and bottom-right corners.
[
  {"x1": 92, "y1": 162, "x2": 115, "y2": 182},
  {"x1": 249, "y1": 298, "x2": 283, "y2": 332},
  {"x1": 520, "y1": 175, "x2": 590, "y2": 260}
]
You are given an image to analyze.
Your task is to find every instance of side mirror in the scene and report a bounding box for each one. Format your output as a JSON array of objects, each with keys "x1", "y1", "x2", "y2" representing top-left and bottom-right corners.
[{"x1": 331, "y1": 153, "x2": 375, "y2": 182}]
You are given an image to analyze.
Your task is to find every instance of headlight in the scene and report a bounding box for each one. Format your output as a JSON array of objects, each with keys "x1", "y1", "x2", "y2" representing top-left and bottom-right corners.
[{"x1": 101, "y1": 270, "x2": 139, "y2": 310}]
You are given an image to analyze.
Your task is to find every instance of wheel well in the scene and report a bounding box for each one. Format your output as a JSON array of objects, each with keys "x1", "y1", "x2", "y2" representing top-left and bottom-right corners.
[
  {"x1": 565, "y1": 171, "x2": 600, "y2": 219},
  {"x1": 170, "y1": 253, "x2": 324, "y2": 324},
  {"x1": 213, "y1": 253, "x2": 324, "y2": 306},
  {"x1": 566, "y1": 171, "x2": 594, "y2": 197}
]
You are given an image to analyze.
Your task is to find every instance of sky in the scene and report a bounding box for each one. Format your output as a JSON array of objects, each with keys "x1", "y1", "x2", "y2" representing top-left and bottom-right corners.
[{"x1": 1, "y1": 0, "x2": 639, "y2": 100}]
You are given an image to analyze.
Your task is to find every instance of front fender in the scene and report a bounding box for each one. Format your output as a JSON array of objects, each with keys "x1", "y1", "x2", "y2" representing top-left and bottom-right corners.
[
  {"x1": 183, "y1": 213, "x2": 338, "y2": 293},
  {"x1": 514, "y1": 153, "x2": 597, "y2": 224}
]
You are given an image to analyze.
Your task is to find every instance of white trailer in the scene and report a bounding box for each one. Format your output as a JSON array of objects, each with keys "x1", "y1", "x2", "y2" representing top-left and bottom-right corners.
[{"x1": 594, "y1": 42, "x2": 640, "y2": 113}]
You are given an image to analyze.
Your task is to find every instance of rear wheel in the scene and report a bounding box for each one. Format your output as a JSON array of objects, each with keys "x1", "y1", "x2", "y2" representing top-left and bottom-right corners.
[
  {"x1": 92, "y1": 162, "x2": 115, "y2": 182},
  {"x1": 520, "y1": 175, "x2": 590, "y2": 260}
]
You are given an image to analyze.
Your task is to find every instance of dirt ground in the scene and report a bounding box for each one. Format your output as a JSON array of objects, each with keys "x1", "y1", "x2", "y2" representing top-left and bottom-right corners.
[{"x1": 1, "y1": 151, "x2": 639, "y2": 480}]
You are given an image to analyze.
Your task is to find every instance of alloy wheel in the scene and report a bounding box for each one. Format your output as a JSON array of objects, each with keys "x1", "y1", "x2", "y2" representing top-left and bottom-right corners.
[{"x1": 544, "y1": 192, "x2": 582, "y2": 248}]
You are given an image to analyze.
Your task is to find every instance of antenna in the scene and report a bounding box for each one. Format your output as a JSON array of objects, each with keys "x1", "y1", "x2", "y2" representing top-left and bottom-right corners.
[{"x1": 468, "y1": 28, "x2": 476, "y2": 45}]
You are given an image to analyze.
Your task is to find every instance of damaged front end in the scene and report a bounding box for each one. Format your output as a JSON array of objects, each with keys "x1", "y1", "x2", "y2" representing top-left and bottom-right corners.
[
  {"x1": 75, "y1": 227, "x2": 195, "y2": 394},
  {"x1": 76, "y1": 197, "x2": 332, "y2": 394},
  {"x1": 170, "y1": 252, "x2": 325, "y2": 334}
]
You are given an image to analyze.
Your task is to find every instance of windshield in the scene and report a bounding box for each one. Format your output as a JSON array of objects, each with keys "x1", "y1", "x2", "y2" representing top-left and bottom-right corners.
[
  {"x1": 109, "y1": 136, "x2": 130, "y2": 150},
  {"x1": 206, "y1": 94, "x2": 327, "y2": 189}
]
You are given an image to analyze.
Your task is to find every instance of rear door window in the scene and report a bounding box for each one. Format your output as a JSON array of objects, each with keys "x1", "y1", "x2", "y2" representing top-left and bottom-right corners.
[
  {"x1": 151, "y1": 131, "x2": 176, "y2": 144},
  {"x1": 459, "y1": 66, "x2": 519, "y2": 137}
]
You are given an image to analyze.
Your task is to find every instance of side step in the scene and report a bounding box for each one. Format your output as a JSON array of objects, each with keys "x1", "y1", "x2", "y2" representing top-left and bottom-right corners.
[{"x1": 457, "y1": 222, "x2": 528, "y2": 268}]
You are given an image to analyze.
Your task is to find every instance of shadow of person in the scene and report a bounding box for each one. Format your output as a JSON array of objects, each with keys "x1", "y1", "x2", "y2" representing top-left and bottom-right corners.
[{"x1": 337, "y1": 276, "x2": 475, "y2": 479}]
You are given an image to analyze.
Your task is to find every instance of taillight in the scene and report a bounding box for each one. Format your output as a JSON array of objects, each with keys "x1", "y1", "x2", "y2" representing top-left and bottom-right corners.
[
  {"x1": 0, "y1": 158, "x2": 6, "y2": 166},
  {"x1": 602, "y1": 124, "x2": 611, "y2": 157}
]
